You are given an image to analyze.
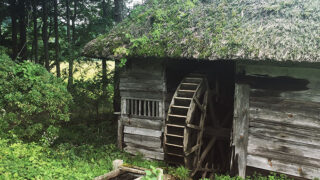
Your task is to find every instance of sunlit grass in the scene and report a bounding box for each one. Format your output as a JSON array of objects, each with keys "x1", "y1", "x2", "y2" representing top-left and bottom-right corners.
[{"x1": 51, "y1": 61, "x2": 115, "y2": 81}]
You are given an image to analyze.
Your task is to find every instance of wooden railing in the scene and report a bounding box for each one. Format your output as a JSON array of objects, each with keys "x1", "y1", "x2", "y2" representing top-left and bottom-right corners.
[{"x1": 121, "y1": 98, "x2": 163, "y2": 118}]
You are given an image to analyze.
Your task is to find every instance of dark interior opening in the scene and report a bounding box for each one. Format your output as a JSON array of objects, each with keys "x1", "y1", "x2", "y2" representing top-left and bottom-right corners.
[{"x1": 165, "y1": 59, "x2": 235, "y2": 177}]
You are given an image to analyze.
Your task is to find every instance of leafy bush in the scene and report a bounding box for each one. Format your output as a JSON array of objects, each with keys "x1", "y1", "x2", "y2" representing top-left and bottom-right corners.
[{"x1": 0, "y1": 54, "x2": 72, "y2": 142}]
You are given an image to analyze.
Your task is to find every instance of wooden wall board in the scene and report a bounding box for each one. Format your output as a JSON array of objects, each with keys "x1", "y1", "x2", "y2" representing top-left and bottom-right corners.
[
  {"x1": 124, "y1": 146, "x2": 164, "y2": 160},
  {"x1": 247, "y1": 155, "x2": 320, "y2": 179},
  {"x1": 237, "y1": 62, "x2": 320, "y2": 179},
  {"x1": 124, "y1": 126, "x2": 162, "y2": 138},
  {"x1": 121, "y1": 117, "x2": 163, "y2": 130},
  {"x1": 124, "y1": 134, "x2": 162, "y2": 149}
]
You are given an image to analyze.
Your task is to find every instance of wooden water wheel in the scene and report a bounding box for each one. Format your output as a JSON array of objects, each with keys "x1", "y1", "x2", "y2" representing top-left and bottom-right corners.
[{"x1": 164, "y1": 73, "x2": 232, "y2": 178}]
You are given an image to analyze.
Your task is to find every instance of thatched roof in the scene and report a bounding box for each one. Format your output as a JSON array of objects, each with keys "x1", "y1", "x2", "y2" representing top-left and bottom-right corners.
[{"x1": 83, "y1": 0, "x2": 320, "y2": 62}]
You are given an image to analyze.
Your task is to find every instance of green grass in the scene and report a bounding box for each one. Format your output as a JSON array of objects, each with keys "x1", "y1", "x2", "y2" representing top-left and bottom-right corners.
[{"x1": 0, "y1": 120, "x2": 164, "y2": 180}]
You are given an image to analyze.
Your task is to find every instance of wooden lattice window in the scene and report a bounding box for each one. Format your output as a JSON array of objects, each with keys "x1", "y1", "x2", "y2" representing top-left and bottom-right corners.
[{"x1": 121, "y1": 98, "x2": 163, "y2": 117}]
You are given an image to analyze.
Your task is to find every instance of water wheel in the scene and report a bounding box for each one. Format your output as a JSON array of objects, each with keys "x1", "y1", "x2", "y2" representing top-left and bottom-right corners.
[{"x1": 164, "y1": 73, "x2": 232, "y2": 178}]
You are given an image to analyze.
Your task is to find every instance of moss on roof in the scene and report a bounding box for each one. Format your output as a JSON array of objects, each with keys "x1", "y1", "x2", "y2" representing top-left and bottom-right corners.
[{"x1": 83, "y1": 0, "x2": 320, "y2": 62}]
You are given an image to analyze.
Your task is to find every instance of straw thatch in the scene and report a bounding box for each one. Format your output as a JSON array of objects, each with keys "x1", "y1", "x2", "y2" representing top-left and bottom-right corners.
[{"x1": 83, "y1": 0, "x2": 320, "y2": 62}]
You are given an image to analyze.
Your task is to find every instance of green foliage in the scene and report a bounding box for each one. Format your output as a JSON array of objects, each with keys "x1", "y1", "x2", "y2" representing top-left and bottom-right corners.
[
  {"x1": 69, "y1": 61, "x2": 114, "y2": 124},
  {"x1": 0, "y1": 137, "x2": 120, "y2": 179},
  {"x1": 213, "y1": 172, "x2": 293, "y2": 180},
  {"x1": 168, "y1": 166, "x2": 190, "y2": 180},
  {"x1": 0, "y1": 54, "x2": 72, "y2": 142},
  {"x1": 142, "y1": 166, "x2": 162, "y2": 180},
  {"x1": 0, "y1": 118, "x2": 164, "y2": 180}
]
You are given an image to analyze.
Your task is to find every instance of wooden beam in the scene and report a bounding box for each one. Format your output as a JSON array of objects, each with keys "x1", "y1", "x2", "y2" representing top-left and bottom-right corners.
[
  {"x1": 185, "y1": 144, "x2": 200, "y2": 156},
  {"x1": 117, "y1": 119, "x2": 124, "y2": 150},
  {"x1": 194, "y1": 97, "x2": 204, "y2": 112},
  {"x1": 187, "y1": 123, "x2": 201, "y2": 130},
  {"x1": 231, "y1": 84, "x2": 250, "y2": 178},
  {"x1": 93, "y1": 169, "x2": 123, "y2": 180}
]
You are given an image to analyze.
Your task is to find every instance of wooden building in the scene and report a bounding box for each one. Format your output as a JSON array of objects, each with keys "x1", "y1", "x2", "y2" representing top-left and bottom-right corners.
[{"x1": 83, "y1": 0, "x2": 320, "y2": 179}]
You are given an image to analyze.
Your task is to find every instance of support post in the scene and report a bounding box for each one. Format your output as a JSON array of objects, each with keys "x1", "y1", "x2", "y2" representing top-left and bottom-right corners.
[
  {"x1": 117, "y1": 118, "x2": 124, "y2": 150},
  {"x1": 231, "y1": 84, "x2": 250, "y2": 178}
]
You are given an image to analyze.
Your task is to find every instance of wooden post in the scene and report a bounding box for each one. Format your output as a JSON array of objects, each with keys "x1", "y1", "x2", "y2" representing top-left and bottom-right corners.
[
  {"x1": 231, "y1": 84, "x2": 250, "y2": 178},
  {"x1": 117, "y1": 118, "x2": 124, "y2": 150}
]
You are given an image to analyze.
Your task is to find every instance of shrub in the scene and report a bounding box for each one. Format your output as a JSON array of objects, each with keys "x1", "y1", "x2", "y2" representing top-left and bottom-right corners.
[{"x1": 0, "y1": 54, "x2": 72, "y2": 142}]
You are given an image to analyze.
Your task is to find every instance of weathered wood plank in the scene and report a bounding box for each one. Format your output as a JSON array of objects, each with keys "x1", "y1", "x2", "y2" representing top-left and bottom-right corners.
[
  {"x1": 125, "y1": 142, "x2": 163, "y2": 153},
  {"x1": 121, "y1": 117, "x2": 163, "y2": 130},
  {"x1": 250, "y1": 88, "x2": 320, "y2": 103},
  {"x1": 249, "y1": 119, "x2": 319, "y2": 139},
  {"x1": 231, "y1": 84, "x2": 250, "y2": 178},
  {"x1": 120, "y1": 83, "x2": 164, "y2": 92},
  {"x1": 124, "y1": 146, "x2": 164, "y2": 160},
  {"x1": 247, "y1": 155, "x2": 320, "y2": 179},
  {"x1": 250, "y1": 97, "x2": 320, "y2": 119},
  {"x1": 247, "y1": 134, "x2": 320, "y2": 160},
  {"x1": 249, "y1": 107, "x2": 320, "y2": 130},
  {"x1": 247, "y1": 144, "x2": 320, "y2": 168},
  {"x1": 124, "y1": 126, "x2": 162, "y2": 138},
  {"x1": 120, "y1": 91, "x2": 164, "y2": 100},
  {"x1": 124, "y1": 134, "x2": 162, "y2": 149},
  {"x1": 249, "y1": 125, "x2": 320, "y2": 147}
]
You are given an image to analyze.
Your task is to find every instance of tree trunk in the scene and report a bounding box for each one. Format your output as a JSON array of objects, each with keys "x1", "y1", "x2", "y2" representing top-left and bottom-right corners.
[
  {"x1": 54, "y1": 0, "x2": 60, "y2": 77},
  {"x1": 113, "y1": 0, "x2": 124, "y2": 114},
  {"x1": 10, "y1": 0, "x2": 18, "y2": 60},
  {"x1": 113, "y1": 60, "x2": 121, "y2": 113},
  {"x1": 114, "y1": 0, "x2": 123, "y2": 23},
  {"x1": 18, "y1": 0, "x2": 27, "y2": 61},
  {"x1": 32, "y1": 0, "x2": 38, "y2": 63},
  {"x1": 42, "y1": 0, "x2": 49, "y2": 70},
  {"x1": 102, "y1": 59, "x2": 107, "y2": 96},
  {"x1": 71, "y1": 0, "x2": 77, "y2": 44},
  {"x1": 67, "y1": 0, "x2": 77, "y2": 90},
  {"x1": 66, "y1": 0, "x2": 71, "y2": 43}
]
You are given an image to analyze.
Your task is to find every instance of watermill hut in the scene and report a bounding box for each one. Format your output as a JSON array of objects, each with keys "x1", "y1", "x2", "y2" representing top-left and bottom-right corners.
[{"x1": 83, "y1": 0, "x2": 320, "y2": 179}]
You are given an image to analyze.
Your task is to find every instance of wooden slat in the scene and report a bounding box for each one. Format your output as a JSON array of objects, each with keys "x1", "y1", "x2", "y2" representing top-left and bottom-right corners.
[
  {"x1": 249, "y1": 123, "x2": 320, "y2": 147},
  {"x1": 138, "y1": 100, "x2": 141, "y2": 116},
  {"x1": 135, "y1": 99, "x2": 138, "y2": 115},
  {"x1": 130, "y1": 99, "x2": 133, "y2": 115},
  {"x1": 165, "y1": 143, "x2": 183, "y2": 148},
  {"x1": 186, "y1": 124, "x2": 201, "y2": 130},
  {"x1": 148, "y1": 101, "x2": 151, "y2": 116},
  {"x1": 121, "y1": 117, "x2": 163, "y2": 130},
  {"x1": 168, "y1": 114, "x2": 187, "y2": 118},
  {"x1": 143, "y1": 100, "x2": 146, "y2": 116},
  {"x1": 124, "y1": 146, "x2": 164, "y2": 160},
  {"x1": 121, "y1": 98, "x2": 126, "y2": 114},
  {"x1": 124, "y1": 126, "x2": 162, "y2": 138},
  {"x1": 166, "y1": 134, "x2": 183, "y2": 138},
  {"x1": 247, "y1": 155, "x2": 320, "y2": 179},
  {"x1": 126, "y1": 99, "x2": 129, "y2": 114},
  {"x1": 156, "y1": 101, "x2": 159, "y2": 117},
  {"x1": 248, "y1": 134, "x2": 320, "y2": 160},
  {"x1": 152, "y1": 101, "x2": 155, "y2": 117},
  {"x1": 124, "y1": 134, "x2": 162, "y2": 149},
  {"x1": 249, "y1": 106, "x2": 320, "y2": 129}
]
